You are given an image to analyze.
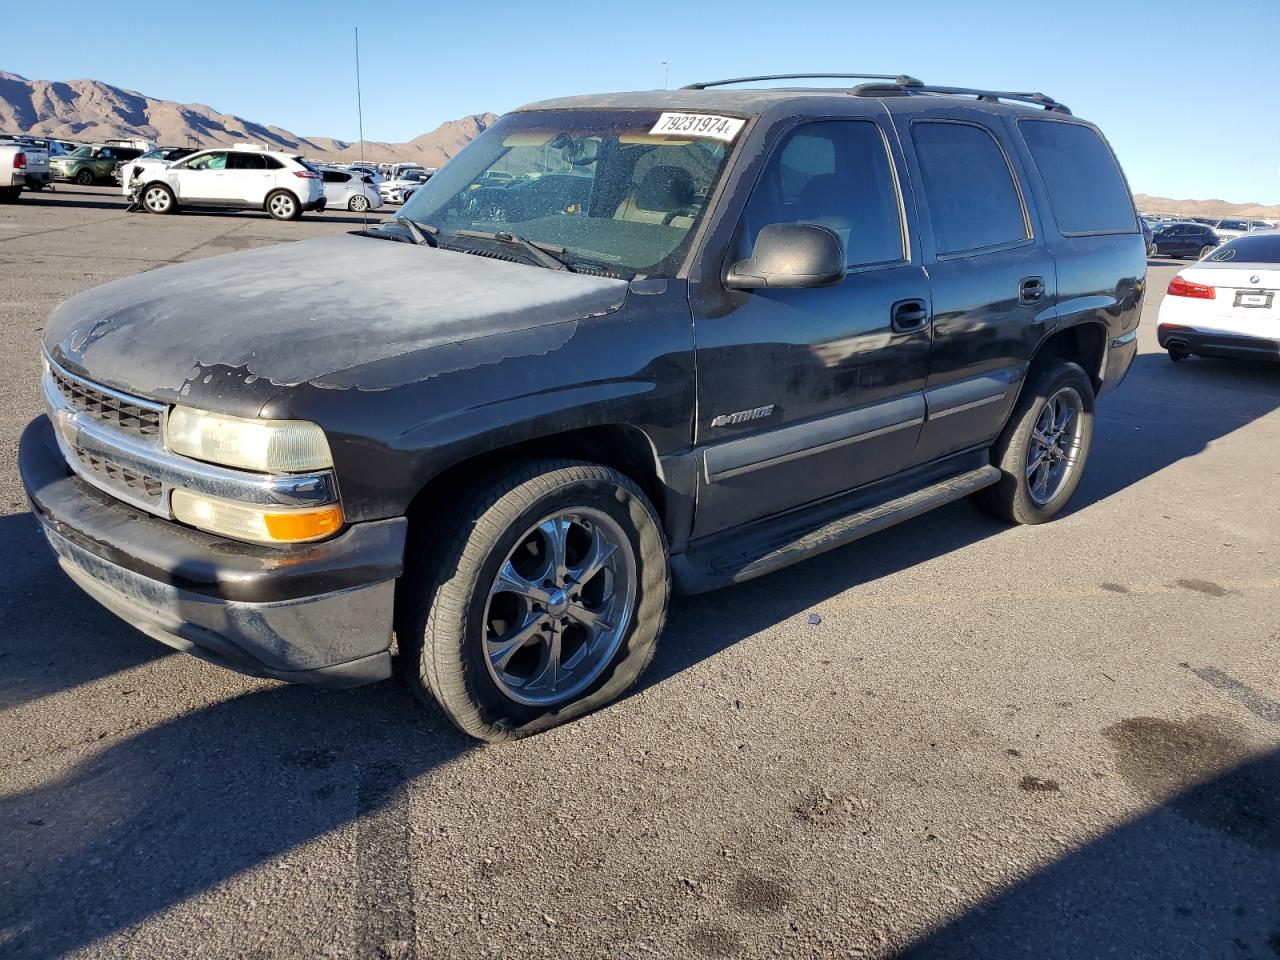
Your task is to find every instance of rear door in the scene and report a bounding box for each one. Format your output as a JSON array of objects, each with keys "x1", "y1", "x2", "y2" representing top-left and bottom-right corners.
[
  {"x1": 897, "y1": 113, "x2": 1057, "y2": 463},
  {"x1": 689, "y1": 115, "x2": 932, "y2": 539},
  {"x1": 225, "y1": 151, "x2": 274, "y2": 203}
]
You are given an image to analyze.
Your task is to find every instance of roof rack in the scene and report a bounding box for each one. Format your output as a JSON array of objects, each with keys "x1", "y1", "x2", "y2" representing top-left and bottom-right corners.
[
  {"x1": 850, "y1": 81, "x2": 1071, "y2": 114},
  {"x1": 681, "y1": 73, "x2": 923, "y2": 90}
]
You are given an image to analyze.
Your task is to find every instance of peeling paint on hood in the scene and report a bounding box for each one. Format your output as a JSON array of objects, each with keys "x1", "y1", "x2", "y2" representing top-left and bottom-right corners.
[{"x1": 44, "y1": 233, "x2": 630, "y2": 397}]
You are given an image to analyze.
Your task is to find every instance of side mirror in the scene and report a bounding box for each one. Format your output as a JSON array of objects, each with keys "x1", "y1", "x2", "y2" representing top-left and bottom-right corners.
[{"x1": 725, "y1": 223, "x2": 847, "y2": 290}]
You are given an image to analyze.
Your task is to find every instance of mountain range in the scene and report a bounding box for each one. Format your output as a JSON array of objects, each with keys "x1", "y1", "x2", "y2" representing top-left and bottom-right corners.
[{"x1": 0, "y1": 70, "x2": 497, "y2": 165}]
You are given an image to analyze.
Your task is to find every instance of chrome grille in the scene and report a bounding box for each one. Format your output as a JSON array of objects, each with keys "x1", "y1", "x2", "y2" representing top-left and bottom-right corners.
[
  {"x1": 72, "y1": 448, "x2": 164, "y2": 503},
  {"x1": 49, "y1": 364, "x2": 162, "y2": 440}
]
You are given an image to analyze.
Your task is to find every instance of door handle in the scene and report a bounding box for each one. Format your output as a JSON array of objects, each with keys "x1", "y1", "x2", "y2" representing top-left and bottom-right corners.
[
  {"x1": 1019, "y1": 277, "x2": 1046, "y2": 305},
  {"x1": 891, "y1": 298, "x2": 930, "y2": 333}
]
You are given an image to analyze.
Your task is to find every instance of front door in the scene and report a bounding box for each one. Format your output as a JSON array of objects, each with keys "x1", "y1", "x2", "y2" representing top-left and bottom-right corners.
[
  {"x1": 897, "y1": 114, "x2": 1058, "y2": 463},
  {"x1": 173, "y1": 151, "x2": 233, "y2": 202},
  {"x1": 689, "y1": 116, "x2": 931, "y2": 539}
]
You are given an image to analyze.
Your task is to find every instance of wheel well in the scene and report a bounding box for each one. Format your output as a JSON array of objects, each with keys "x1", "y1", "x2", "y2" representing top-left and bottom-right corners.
[
  {"x1": 1031, "y1": 323, "x2": 1106, "y2": 393},
  {"x1": 404, "y1": 425, "x2": 666, "y2": 530}
]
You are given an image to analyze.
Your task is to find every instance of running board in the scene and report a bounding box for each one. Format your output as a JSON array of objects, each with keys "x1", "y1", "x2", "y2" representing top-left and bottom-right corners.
[{"x1": 672, "y1": 465, "x2": 1000, "y2": 594}]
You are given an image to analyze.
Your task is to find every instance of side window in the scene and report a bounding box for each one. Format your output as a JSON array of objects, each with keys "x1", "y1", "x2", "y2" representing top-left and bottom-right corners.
[
  {"x1": 741, "y1": 120, "x2": 904, "y2": 268},
  {"x1": 321, "y1": 170, "x2": 348, "y2": 183},
  {"x1": 1019, "y1": 120, "x2": 1135, "y2": 235},
  {"x1": 228, "y1": 152, "x2": 268, "y2": 170},
  {"x1": 912, "y1": 121, "x2": 1028, "y2": 255},
  {"x1": 263, "y1": 155, "x2": 283, "y2": 170},
  {"x1": 185, "y1": 152, "x2": 228, "y2": 171}
]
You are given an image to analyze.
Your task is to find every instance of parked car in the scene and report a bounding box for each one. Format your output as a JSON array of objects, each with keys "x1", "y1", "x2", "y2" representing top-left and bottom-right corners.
[
  {"x1": 1213, "y1": 218, "x2": 1275, "y2": 241},
  {"x1": 1150, "y1": 222, "x2": 1221, "y2": 259},
  {"x1": 117, "y1": 147, "x2": 197, "y2": 196},
  {"x1": 1157, "y1": 231, "x2": 1279, "y2": 363},
  {"x1": 319, "y1": 167, "x2": 383, "y2": 212},
  {"x1": 1141, "y1": 217, "x2": 1154, "y2": 256},
  {"x1": 345, "y1": 163, "x2": 385, "y2": 184},
  {"x1": 379, "y1": 169, "x2": 430, "y2": 204},
  {"x1": 0, "y1": 141, "x2": 29, "y2": 202},
  {"x1": 0, "y1": 135, "x2": 53, "y2": 189},
  {"x1": 131, "y1": 147, "x2": 325, "y2": 220},
  {"x1": 20, "y1": 75, "x2": 1143, "y2": 742},
  {"x1": 51, "y1": 144, "x2": 145, "y2": 185}
]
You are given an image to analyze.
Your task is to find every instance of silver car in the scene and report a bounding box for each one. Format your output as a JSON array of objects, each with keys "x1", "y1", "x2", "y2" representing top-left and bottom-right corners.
[{"x1": 319, "y1": 168, "x2": 383, "y2": 212}]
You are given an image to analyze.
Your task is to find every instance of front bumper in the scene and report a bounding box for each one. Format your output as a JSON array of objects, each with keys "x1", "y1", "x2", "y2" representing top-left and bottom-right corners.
[
  {"x1": 1158, "y1": 324, "x2": 1280, "y2": 362},
  {"x1": 20, "y1": 416, "x2": 407, "y2": 686}
]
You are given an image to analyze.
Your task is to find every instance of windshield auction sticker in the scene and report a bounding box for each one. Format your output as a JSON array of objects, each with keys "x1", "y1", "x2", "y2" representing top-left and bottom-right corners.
[{"x1": 649, "y1": 113, "x2": 746, "y2": 142}]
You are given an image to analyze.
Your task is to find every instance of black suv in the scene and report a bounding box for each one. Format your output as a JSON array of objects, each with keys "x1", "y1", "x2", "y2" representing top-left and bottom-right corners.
[{"x1": 20, "y1": 74, "x2": 1144, "y2": 741}]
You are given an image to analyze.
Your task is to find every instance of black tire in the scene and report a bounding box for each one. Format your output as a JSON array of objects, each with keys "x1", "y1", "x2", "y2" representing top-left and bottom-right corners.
[
  {"x1": 975, "y1": 360, "x2": 1095, "y2": 525},
  {"x1": 75, "y1": 168, "x2": 95, "y2": 186},
  {"x1": 0, "y1": 186, "x2": 20, "y2": 204},
  {"x1": 266, "y1": 190, "x2": 301, "y2": 221},
  {"x1": 397, "y1": 459, "x2": 670, "y2": 742},
  {"x1": 141, "y1": 182, "x2": 176, "y2": 215},
  {"x1": 348, "y1": 194, "x2": 369, "y2": 212}
]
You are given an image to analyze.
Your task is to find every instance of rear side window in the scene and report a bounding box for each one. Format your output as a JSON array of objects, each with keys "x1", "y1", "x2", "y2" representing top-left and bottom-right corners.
[
  {"x1": 912, "y1": 121, "x2": 1027, "y2": 255},
  {"x1": 321, "y1": 170, "x2": 349, "y2": 183},
  {"x1": 1019, "y1": 120, "x2": 1135, "y2": 235},
  {"x1": 742, "y1": 119, "x2": 904, "y2": 268}
]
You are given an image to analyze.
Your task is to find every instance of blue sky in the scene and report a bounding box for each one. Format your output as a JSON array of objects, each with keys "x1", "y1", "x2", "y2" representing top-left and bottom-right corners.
[{"x1": 5, "y1": 0, "x2": 1279, "y2": 203}]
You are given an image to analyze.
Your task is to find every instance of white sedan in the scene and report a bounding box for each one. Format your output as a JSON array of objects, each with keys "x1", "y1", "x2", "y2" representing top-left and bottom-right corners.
[
  {"x1": 1157, "y1": 231, "x2": 1280, "y2": 363},
  {"x1": 379, "y1": 170, "x2": 430, "y2": 204}
]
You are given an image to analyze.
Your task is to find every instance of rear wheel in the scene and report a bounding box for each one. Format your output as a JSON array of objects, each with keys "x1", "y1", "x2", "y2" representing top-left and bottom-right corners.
[
  {"x1": 398, "y1": 460, "x2": 669, "y2": 742},
  {"x1": 266, "y1": 190, "x2": 300, "y2": 221},
  {"x1": 142, "y1": 183, "x2": 175, "y2": 215},
  {"x1": 976, "y1": 360, "x2": 1095, "y2": 525},
  {"x1": 75, "y1": 168, "x2": 94, "y2": 186},
  {"x1": 348, "y1": 194, "x2": 369, "y2": 212}
]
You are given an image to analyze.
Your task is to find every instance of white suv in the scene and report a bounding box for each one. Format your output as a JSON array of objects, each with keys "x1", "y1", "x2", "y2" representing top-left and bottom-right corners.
[{"x1": 134, "y1": 147, "x2": 325, "y2": 220}]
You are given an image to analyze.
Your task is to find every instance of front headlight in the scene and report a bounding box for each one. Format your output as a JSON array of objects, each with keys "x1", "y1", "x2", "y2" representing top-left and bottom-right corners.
[{"x1": 165, "y1": 406, "x2": 333, "y2": 473}]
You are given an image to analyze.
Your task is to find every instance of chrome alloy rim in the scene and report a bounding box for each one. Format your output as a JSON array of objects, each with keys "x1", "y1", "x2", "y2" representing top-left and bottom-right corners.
[
  {"x1": 144, "y1": 187, "x2": 170, "y2": 212},
  {"x1": 270, "y1": 193, "x2": 295, "y2": 217},
  {"x1": 1026, "y1": 386, "x2": 1084, "y2": 506},
  {"x1": 482, "y1": 508, "x2": 636, "y2": 707}
]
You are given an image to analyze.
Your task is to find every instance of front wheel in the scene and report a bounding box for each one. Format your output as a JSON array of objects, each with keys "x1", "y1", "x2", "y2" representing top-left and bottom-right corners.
[
  {"x1": 75, "y1": 169, "x2": 95, "y2": 186},
  {"x1": 975, "y1": 360, "x2": 1095, "y2": 525},
  {"x1": 266, "y1": 190, "x2": 300, "y2": 221},
  {"x1": 398, "y1": 460, "x2": 670, "y2": 742},
  {"x1": 141, "y1": 183, "x2": 176, "y2": 215},
  {"x1": 1199, "y1": 244, "x2": 1216, "y2": 260}
]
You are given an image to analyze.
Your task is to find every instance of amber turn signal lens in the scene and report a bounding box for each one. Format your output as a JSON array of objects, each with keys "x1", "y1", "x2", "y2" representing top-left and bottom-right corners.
[{"x1": 262, "y1": 505, "x2": 345, "y2": 542}]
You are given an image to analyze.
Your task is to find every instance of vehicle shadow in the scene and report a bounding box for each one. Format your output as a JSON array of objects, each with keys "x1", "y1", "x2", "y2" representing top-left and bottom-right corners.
[
  {"x1": 0, "y1": 512, "x2": 170, "y2": 711},
  {"x1": 0, "y1": 680, "x2": 472, "y2": 959},
  {"x1": 16, "y1": 194, "x2": 127, "y2": 211},
  {"x1": 895, "y1": 744, "x2": 1280, "y2": 958}
]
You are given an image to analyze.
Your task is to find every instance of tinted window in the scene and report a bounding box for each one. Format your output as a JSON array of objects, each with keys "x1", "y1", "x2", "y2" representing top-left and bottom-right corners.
[
  {"x1": 912, "y1": 121, "x2": 1027, "y2": 254},
  {"x1": 321, "y1": 170, "x2": 349, "y2": 183},
  {"x1": 227, "y1": 152, "x2": 270, "y2": 170},
  {"x1": 1019, "y1": 120, "x2": 1134, "y2": 234},
  {"x1": 1218, "y1": 219, "x2": 1248, "y2": 230},
  {"x1": 741, "y1": 120, "x2": 903, "y2": 268},
  {"x1": 1206, "y1": 234, "x2": 1280, "y2": 263}
]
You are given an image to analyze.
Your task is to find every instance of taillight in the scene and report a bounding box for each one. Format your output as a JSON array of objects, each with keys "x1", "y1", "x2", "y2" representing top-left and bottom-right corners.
[
  {"x1": 1167, "y1": 275, "x2": 1215, "y2": 299},
  {"x1": 293, "y1": 171, "x2": 319, "y2": 179},
  {"x1": 13, "y1": 152, "x2": 26, "y2": 170}
]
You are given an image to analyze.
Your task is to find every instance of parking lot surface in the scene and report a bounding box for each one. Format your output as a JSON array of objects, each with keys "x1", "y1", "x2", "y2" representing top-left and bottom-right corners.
[{"x1": 1, "y1": 186, "x2": 1278, "y2": 959}]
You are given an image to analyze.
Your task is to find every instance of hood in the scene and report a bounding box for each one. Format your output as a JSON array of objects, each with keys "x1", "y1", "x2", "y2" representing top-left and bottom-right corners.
[{"x1": 45, "y1": 233, "x2": 629, "y2": 398}]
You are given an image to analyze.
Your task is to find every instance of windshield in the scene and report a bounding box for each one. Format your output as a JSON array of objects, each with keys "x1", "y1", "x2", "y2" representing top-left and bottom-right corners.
[
  {"x1": 1206, "y1": 234, "x2": 1280, "y2": 263},
  {"x1": 399, "y1": 109, "x2": 740, "y2": 277}
]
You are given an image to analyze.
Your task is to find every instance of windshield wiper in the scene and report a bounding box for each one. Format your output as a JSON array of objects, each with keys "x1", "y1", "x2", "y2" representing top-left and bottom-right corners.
[
  {"x1": 394, "y1": 216, "x2": 439, "y2": 246},
  {"x1": 455, "y1": 229, "x2": 574, "y2": 272}
]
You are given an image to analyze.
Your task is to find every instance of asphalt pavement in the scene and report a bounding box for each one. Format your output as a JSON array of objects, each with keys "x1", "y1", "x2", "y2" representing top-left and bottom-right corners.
[{"x1": 1, "y1": 185, "x2": 1277, "y2": 959}]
